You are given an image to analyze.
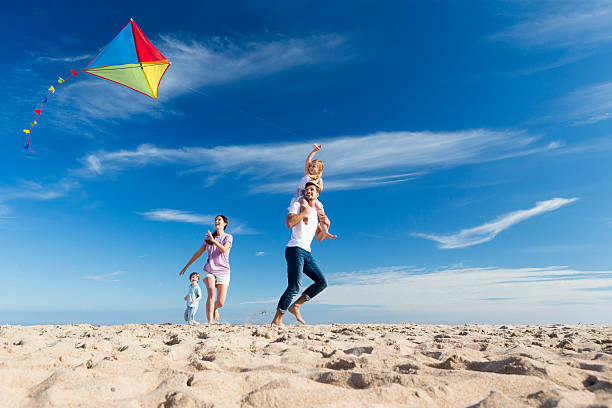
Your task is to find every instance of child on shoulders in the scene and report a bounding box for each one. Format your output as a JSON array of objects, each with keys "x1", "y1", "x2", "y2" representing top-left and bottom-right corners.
[{"x1": 289, "y1": 145, "x2": 337, "y2": 239}]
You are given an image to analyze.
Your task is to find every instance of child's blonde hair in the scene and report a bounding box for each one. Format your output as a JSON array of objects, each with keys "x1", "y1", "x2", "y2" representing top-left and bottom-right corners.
[{"x1": 309, "y1": 159, "x2": 324, "y2": 180}]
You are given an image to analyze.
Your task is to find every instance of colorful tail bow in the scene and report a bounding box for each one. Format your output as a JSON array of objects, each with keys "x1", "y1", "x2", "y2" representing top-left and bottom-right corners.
[{"x1": 21, "y1": 68, "x2": 79, "y2": 153}]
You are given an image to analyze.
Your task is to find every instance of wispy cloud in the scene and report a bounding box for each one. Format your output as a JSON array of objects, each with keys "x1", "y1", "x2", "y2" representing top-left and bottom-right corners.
[
  {"x1": 240, "y1": 298, "x2": 278, "y2": 305},
  {"x1": 75, "y1": 129, "x2": 557, "y2": 192},
  {"x1": 0, "y1": 178, "x2": 79, "y2": 201},
  {"x1": 160, "y1": 33, "x2": 346, "y2": 97},
  {"x1": 487, "y1": 1, "x2": 612, "y2": 75},
  {"x1": 314, "y1": 265, "x2": 612, "y2": 323},
  {"x1": 82, "y1": 270, "x2": 124, "y2": 282},
  {"x1": 255, "y1": 251, "x2": 266, "y2": 256},
  {"x1": 36, "y1": 54, "x2": 93, "y2": 63},
  {"x1": 555, "y1": 81, "x2": 612, "y2": 126},
  {"x1": 414, "y1": 197, "x2": 578, "y2": 249},
  {"x1": 139, "y1": 209, "x2": 215, "y2": 225},
  {"x1": 138, "y1": 208, "x2": 257, "y2": 234},
  {"x1": 45, "y1": 33, "x2": 346, "y2": 127},
  {"x1": 489, "y1": 1, "x2": 612, "y2": 49},
  {"x1": 249, "y1": 172, "x2": 424, "y2": 194},
  {"x1": 0, "y1": 203, "x2": 11, "y2": 219}
]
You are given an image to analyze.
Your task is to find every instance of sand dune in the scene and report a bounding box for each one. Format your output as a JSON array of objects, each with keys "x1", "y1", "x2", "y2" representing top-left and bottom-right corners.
[{"x1": 1, "y1": 323, "x2": 611, "y2": 407}]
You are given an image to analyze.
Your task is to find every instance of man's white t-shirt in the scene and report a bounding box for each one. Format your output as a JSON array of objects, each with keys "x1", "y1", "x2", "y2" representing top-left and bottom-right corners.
[{"x1": 286, "y1": 200, "x2": 318, "y2": 252}]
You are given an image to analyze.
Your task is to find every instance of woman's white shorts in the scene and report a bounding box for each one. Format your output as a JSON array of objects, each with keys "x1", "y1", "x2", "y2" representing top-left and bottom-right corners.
[{"x1": 203, "y1": 273, "x2": 230, "y2": 285}]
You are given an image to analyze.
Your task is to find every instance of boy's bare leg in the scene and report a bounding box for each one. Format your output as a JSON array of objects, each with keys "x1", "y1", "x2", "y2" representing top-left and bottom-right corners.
[{"x1": 288, "y1": 295, "x2": 307, "y2": 324}]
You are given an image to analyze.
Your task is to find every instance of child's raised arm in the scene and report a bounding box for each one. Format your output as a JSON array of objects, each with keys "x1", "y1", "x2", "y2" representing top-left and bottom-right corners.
[{"x1": 304, "y1": 145, "x2": 321, "y2": 176}]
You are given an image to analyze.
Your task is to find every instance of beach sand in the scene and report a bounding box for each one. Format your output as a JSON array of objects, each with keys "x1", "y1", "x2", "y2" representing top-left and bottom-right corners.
[{"x1": 1, "y1": 323, "x2": 611, "y2": 407}]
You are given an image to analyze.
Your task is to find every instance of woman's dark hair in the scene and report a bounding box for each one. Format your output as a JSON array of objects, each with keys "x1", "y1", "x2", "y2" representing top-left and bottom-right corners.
[{"x1": 211, "y1": 214, "x2": 228, "y2": 238}]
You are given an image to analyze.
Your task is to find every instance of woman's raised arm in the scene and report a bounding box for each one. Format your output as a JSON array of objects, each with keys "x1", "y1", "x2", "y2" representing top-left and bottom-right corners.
[{"x1": 179, "y1": 243, "x2": 207, "y2": 275}]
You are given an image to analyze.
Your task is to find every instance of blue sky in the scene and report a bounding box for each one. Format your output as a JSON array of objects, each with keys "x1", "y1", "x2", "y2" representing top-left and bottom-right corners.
[{"x1": 1, "y1": 0, "x2": 611, "y2": 325}]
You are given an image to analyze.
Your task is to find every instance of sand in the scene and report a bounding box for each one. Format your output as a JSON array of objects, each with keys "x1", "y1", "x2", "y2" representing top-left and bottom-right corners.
[{"x1": 0, "y1": 323, "x2": 611, "y2": 407}]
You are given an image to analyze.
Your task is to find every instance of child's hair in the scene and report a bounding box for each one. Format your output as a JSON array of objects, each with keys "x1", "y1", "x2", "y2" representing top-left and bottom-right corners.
[
  {"x1": 189, "y1": 272, "x2": 200, "y2": 280},
  {"x1": 309, "y1": 159, "x2": 324, "y2": 180}
]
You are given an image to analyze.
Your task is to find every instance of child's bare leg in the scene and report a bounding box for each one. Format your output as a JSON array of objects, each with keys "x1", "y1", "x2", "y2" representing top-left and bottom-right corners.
[{"x1": 317, "y1": 207, "x2": 337, "y2": 239}]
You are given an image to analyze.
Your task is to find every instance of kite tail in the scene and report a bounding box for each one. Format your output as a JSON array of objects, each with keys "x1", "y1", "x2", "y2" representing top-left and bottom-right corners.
[{"x1": 22, "y1": 68, "x2": 81, "y2": 153}]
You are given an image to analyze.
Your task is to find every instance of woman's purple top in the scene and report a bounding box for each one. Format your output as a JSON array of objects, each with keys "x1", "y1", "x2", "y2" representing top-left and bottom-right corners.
[{"x1": 203, "y1": 233, "x2": 233, "y2": 276}]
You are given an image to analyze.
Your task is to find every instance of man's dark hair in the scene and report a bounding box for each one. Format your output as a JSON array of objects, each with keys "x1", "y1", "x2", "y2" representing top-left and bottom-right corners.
[{"x1": 304, "y1": 181, "x2": 321, "y2": 192}]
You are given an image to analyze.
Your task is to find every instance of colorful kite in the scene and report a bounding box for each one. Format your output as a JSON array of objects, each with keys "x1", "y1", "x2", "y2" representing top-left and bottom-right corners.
[{"x1": 23, "y1": 18, "x2": 170, "y2": 152}]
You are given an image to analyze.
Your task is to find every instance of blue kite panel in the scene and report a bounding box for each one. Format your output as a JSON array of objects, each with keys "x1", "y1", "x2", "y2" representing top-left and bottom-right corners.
[{"x1": 87, "y1": 23, "x2": 139, "y2": 68}]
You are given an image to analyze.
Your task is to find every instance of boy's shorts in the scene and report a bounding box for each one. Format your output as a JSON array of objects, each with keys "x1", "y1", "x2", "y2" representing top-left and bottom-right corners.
[{"x1": 203, "y1": 272, "x2": 230, "y2": 285}]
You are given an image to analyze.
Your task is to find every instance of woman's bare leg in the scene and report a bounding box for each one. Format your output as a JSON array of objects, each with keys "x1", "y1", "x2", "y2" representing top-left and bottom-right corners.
[
  {"x1": 203, "y1": 276, "x2": 216, "y2": 323},
  {"x1": 214, "y1": 284, "x2": 229, "y2": 323}
]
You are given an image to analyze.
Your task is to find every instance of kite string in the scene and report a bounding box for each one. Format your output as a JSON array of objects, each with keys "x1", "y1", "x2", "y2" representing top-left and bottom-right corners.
[{"x1": 179, "y1": 84, "x2": 303, "y2": 139}]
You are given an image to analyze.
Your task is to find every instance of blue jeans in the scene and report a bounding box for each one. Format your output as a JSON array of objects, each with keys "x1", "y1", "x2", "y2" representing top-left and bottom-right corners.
[
  {"x1": 277, "y1": 246, "x2": 327, "y2": 312},
  {"x1": 184, "y1": 305, "x2": 198, "y2": 323}
]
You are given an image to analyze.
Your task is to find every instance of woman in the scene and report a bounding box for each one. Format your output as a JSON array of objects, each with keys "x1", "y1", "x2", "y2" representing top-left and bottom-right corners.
[{"x1": 179, "y1": 215, "x2": 233, "y2": 323}]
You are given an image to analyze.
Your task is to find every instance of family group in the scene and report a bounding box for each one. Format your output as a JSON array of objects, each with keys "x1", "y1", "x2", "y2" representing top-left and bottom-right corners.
[{"x1": 177, "y1": 146, "x2": 336, "y2": 326}]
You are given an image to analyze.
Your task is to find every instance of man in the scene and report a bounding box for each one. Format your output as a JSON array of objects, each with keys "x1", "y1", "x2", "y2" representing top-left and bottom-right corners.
[{"x1": 271, "y1": 182, "x2": 329, "y2": 325}]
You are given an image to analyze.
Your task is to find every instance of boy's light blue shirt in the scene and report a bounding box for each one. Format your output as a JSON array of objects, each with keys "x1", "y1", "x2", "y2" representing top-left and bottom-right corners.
[{"x1": 187, "y1": 284, "x2": 202, "y2": 307}]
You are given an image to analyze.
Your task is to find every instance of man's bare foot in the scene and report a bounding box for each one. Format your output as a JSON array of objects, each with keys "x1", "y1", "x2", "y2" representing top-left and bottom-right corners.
[
  {"x1": 214, "y1": 309, "x2": 220, "y2": 323},
  {"x1": 271, "y1": 310, "x2": 284, "y2": 326},
  {"x1": 288, "y1": 304, "x2": 306, "y2": 324},
  {"x1": 322, "y1": 231, "x2": 337, "y2": 239}
]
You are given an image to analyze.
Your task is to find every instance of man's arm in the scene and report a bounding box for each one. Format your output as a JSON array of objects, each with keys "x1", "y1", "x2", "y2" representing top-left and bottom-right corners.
[
  {"x1": 287, "y1": 212, "x2": 307, "y2": 228},
  {"x1": 286, "y1": 200, "x2": 310, "y2": 228}
]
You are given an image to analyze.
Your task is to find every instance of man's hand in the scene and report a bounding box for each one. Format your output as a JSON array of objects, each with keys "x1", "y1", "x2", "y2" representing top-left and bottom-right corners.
[
  {"x1": 179, "y1": 267, "x2": 187, "y2": 276},
  {"x1": 184, "y1": 295, "x2": 188, "y2": 301}
]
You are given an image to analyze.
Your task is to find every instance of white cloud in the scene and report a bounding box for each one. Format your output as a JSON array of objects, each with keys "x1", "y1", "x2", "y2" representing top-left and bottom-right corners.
[
  {"x1": 414, "y1": 197, "x2": 578, "y2": 249},
  {"x1": 82, "y1": 270, "x2": 124, "y2": 282},
  {"x1": 240, "y1": 298, "x2": 278, "y2": 305},
  {"x1": 314, "y1": 265, "x2": 612, "y2": 323},
  {"x1": 255, "y1": 251, "x2": 266, "y2": 256},
  {"x1": 489, "y1": 1, "x2": 612, "y2": 49},
  {"x1": 0, "y1": 178, "x2": 79, "y2": 201},
  {"x1": 75, "y1": 129, "x2": 556, "y2": 192},
  {"x1": 139, "y1": 209, "x2": 214, "y2": 225},
  {"x1": 0, "y1": 203, "x2": 11, "y2": 218},
  {"x1": 556, "y1": 81, "x2": 612, "y2": 126},
  {"x1": 46, "y1": 33, "x2": 346, "y2": 127},
  {"x1": 160, "y1": 33, "x2": 346, "y2": 97},
  {"x1": 36, "y1": 54, "x2": 93, "y2": 63},
  {"x1": 138, "y1": 208, "x2": 258, "y2": 234}
]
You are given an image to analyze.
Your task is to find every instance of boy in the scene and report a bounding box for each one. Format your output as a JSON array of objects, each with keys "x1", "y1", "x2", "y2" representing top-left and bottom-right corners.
[{"x1": 184, "y1": 272, "x2": 202, "y2": 325}]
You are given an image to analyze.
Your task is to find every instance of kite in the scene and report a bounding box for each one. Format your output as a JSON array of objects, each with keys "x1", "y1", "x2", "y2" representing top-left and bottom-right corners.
[{"x1": 22, "y1": 18, "x2": 170, "y2": 152}]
